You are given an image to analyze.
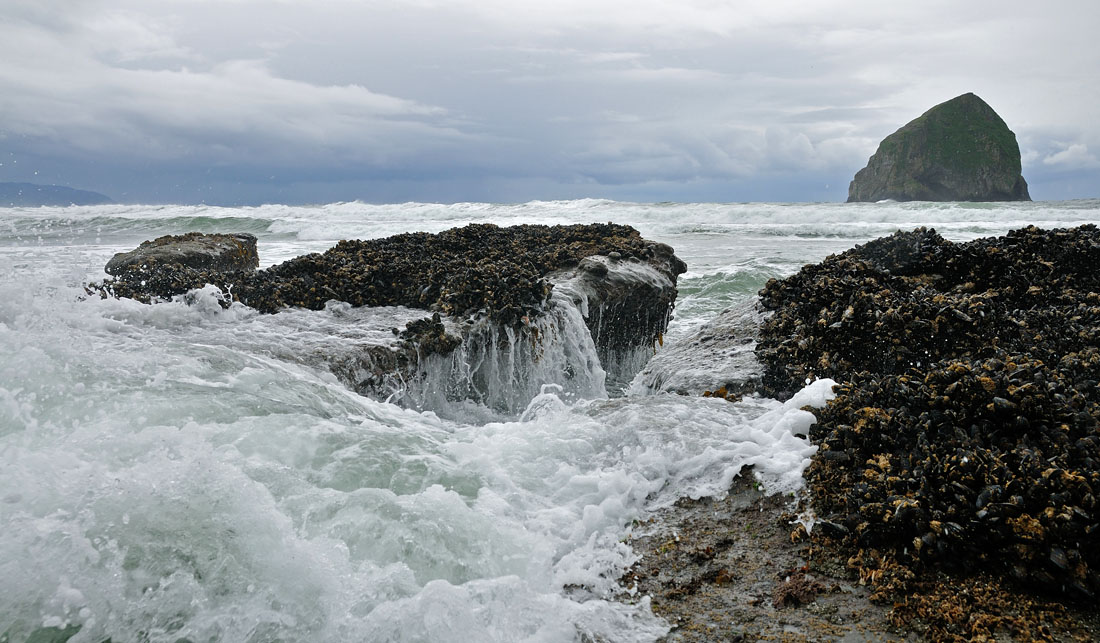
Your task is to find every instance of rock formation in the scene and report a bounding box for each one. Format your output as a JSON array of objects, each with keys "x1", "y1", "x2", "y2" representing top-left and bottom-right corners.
[
  {"x1": 104, "y1": 232, "x2": 259, "y2": 276},
  {"x1": 756, "y1": 224, "x2": 1100, "y2": 599},
  {"x1": 847, "y1": 93, "x2": 1031, "y2": 202},
  {"x1": 89, "y1": 225, "x2": 686, "y2": 414},
  {"x1": 630, "y1": 299, "x2": 763, "y2": 398}
]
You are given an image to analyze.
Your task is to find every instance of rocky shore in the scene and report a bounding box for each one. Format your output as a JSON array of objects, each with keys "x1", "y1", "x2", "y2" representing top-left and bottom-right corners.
[
  {"x1": 757, "y1": 225, "x2": 1099, "y2": 598},
  {"x1": 625, "y1": 224, "x2": 1099, "y2": 641},
  {"x1": 86, "y1": 222, "x2": 1099, "y2": 639},
  {"x1": 90, "y1": 223, "x2": 682, "y2": 324},
  {"x1": 88, "y1": 223, "x2": 686, "y2": 411}
]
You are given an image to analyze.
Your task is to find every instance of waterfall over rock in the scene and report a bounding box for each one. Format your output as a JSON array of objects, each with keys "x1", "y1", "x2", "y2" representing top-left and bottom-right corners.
[{"x1": 89, "y1": 224, "x2": 685, "y2": 418}]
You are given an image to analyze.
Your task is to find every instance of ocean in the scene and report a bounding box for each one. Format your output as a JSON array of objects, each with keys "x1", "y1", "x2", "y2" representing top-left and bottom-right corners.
[{"x1": 2, "y1": 199, "x2": 1098, "y2": 642}]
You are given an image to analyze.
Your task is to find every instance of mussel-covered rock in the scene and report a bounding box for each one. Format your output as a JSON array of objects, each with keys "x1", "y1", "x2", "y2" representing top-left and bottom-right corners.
[
  {"x1": 90, "y1": 223, "x2": 684, "y2": 327},
  {"x1": 758, "y1": 224, "x2": 1100, "y2": 598}
]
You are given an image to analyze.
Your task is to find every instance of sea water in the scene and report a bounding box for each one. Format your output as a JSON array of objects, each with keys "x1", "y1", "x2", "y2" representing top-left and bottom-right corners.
[{"x1": 1, "y1": 199, "x2": 1098, "y2": 642}]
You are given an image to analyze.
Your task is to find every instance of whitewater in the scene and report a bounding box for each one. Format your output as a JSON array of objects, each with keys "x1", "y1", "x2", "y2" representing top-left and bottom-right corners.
[{"x1": 2, "y1": 199, "x2": 1098, "y2": 642}]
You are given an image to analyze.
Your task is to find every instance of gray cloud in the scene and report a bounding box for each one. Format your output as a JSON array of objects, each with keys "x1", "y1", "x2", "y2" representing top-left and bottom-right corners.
[{"x1": 1, "y1": 0, "x2": 1097, "y2": 203}]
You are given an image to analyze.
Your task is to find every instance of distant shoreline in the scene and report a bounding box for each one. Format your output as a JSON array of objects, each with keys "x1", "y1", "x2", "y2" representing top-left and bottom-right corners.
[
  {"x1": 2, "y1": 196, "x2": 1099, "y2": 209},
  {"x1": 0, "y1": 182, "x2": 112, "y2": 207}
]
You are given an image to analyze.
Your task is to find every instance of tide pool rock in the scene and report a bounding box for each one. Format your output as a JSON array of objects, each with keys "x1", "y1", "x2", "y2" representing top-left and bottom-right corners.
[
  {"x1": 757, "y1": 224, "x2": 1100, "y2": 599},
  {"x1": 104, "y1": 231, "x2": 259, "y2": 276},
  {"x1": 847, "y1": 93, "x2": 1030, "y2": 202},
  {"x1": 90, "y1": 224, "x2": 686, "y2": 415}
]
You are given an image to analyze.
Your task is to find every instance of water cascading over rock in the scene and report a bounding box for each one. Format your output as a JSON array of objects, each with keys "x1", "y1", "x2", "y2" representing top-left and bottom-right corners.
[{"x1": 89, "y1": 224, "x2": 686, "y2": 416}]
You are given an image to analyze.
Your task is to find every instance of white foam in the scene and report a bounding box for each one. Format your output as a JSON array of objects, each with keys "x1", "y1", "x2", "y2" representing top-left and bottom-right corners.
[{"x1": 3, "y1": 197, "x2": 1093, "y2": 641}]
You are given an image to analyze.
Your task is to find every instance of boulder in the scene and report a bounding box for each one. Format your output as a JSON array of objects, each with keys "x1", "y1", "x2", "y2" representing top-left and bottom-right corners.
[
  {"x1": 847, "y1": 93, "x2": 1030, "y2": 202},
  {"x1": 104, "y1": 232, "x2": 259, "y2": 276},
  {"x1": 630, "y1": 299, "x2": 763, "y2": 398}
]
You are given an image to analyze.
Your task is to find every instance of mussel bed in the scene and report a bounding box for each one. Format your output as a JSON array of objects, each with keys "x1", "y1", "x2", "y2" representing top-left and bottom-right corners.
[
  {"x1": 91, "y1": 222, "x2": 681, "y2": 327},
  {"x1": 757, "y1": 224, "x2": 1100, "y2": 599}
]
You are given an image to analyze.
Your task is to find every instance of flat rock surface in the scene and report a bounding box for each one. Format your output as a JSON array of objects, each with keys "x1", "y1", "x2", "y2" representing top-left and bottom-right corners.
[
  {"x1": 104, "y1": 232, "x2": 260, "y2": 276},
  {"x1": 631, "y1": 299, "x2": 764, "y2": 397},
  {"x1": 620, "y1": 474, "x2": 1099, "y2": 642},
  {"x1": 619, "y1": 474, "x2": 912, "y2": 642}
]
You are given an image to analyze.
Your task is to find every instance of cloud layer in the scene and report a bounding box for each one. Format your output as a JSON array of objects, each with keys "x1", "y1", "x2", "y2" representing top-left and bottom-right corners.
[{"x1": 1, "y1": 0, "x2": 1097, "y2": 203}]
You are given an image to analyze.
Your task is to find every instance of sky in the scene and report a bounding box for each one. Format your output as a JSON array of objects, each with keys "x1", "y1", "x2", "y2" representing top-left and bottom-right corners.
[{"x1": 1, "y1": 0, "x2": 1098, "y2": 205}]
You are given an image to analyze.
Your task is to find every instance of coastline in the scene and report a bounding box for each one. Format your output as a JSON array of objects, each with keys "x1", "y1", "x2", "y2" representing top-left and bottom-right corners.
[
  {"x1": 4, "y1": 204, "x2": 1100, "y2": 642},
  {"x1": 619, "y1": 223, "x2": 1100, "y2": 642}
]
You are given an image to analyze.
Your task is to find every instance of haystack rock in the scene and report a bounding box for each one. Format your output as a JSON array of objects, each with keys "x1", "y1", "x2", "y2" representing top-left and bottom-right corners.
[{"x1": 847, "y1": 93, "x2": 1030, "y2": 202}]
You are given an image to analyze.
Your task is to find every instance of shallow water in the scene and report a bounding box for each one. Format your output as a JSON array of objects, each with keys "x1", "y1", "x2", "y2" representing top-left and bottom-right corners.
[{"x1": 1, "y1": 199, "x2": 1097, "y2": 641}]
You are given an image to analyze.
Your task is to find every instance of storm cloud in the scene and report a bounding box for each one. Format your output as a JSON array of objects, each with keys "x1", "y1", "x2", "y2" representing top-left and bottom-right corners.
[{"x1": 1, "y1": 0, "x2": 1097, "y2": 203}]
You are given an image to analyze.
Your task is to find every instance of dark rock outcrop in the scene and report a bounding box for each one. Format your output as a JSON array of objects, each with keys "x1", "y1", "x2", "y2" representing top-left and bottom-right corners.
[
  {"x1": 756, "y1": 225, "x2": 1100, "y2": 599},
  {"x1": 91, "y1": 223, "x2": 675, "y2": 323},
  {"x1": 0, "y1": 182, "x2": 113, "y2": 206},
  {"x1": 90, "y1": 224, "x2": 686, "y2": 412},
  {"x1": 847, "y1": 93, "x2": 1031, "y2": 202},
  {"x1": 104, "y1": 232, "x2": 260, "y2": 276},
  {"x1": 551, "y1": 247, "x2": 686, "y2": 390}
]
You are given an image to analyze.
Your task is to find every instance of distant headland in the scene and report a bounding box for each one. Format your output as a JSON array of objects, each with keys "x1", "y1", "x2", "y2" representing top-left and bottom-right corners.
[{"x1": 0, "y1": 182, "x2": 113, "y2": 206}]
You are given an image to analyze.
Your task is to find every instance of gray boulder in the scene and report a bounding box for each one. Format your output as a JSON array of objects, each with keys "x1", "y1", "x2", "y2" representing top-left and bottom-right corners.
[
  {"x1": 630, "y1": 299, "x2": 763, "y2": 398},
  {"x1": 104, "y1": 232, "x2": 260, "y2": 276},
  {"x1": 847, "y1": 93, "x2": 1030, "y2": 202}
]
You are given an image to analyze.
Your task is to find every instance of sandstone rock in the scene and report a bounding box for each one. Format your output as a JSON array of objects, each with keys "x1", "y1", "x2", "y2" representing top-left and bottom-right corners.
[
  {"x1": 847, "y1": 93, "x2": 1030, "y2": 202},
  {"x1": 104, "y1": 232, "x2": 259, "y2": 276}
]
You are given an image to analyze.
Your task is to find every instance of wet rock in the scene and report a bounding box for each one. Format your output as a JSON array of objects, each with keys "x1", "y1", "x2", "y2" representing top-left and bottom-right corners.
[
  {"x1": 758, "y1": 224, "x2": 1100, "y2": 599},
  {"x1": 631, "y1": 299, "x2": 764, "y2": 397},
  {"x1": 104, "y1": 232, "x2": 259, "y2": 276},
  {"x1": 90, "y1": 223, "x2": 686, "y2": 411},
  {"x1": 550, "y1": 253, "x2": 683, "y2": 391},
  {"x1": 772, "y1": 570, "x2": 826, "y2": 608},
  {"x1": 399, "y1": 312, "x2": 462, "y2": 356},
  {"x1": 92, "y1": 223, "x2": 677, "y2": 324}
]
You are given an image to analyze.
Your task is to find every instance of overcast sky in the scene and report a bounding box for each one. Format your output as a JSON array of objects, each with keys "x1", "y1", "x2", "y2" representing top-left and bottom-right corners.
[{"x1": 1, "y1": 0, "x2": 1098, "y2": 204}]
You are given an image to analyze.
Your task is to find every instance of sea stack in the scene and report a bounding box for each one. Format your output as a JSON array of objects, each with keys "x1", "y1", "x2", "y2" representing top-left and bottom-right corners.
[{"x1": 847, "y1": 93, "x2": 1030, "y2": 202}]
